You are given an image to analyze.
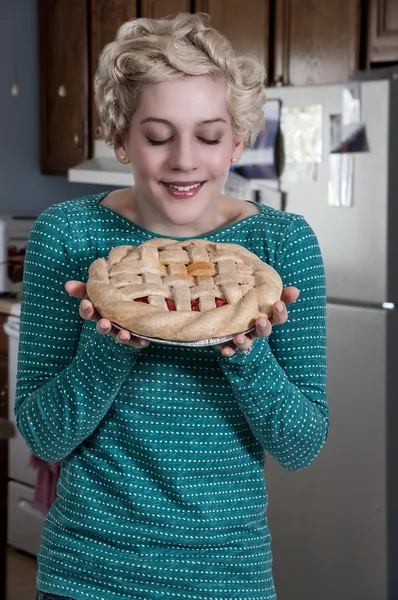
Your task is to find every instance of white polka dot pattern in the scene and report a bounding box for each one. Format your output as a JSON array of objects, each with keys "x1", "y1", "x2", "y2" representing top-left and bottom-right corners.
[{"x1": 15, "y1": 193, "x2": 328, "y2": 600}]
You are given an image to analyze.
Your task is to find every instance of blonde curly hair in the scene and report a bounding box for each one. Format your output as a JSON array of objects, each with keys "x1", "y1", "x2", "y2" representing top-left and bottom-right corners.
[{"x1": 94, "y1": 12, "x2": 266, "y2": 147}]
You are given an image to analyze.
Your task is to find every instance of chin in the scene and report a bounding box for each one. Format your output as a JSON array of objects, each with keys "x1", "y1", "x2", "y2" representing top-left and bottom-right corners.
[{"x1": 162, "y1": 204, "x2": 208, "y2": 228}]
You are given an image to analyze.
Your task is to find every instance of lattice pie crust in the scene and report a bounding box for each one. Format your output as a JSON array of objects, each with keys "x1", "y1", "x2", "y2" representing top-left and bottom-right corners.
[{"x1": 86, "y1": 238, "x2": 283, "y2": 342}]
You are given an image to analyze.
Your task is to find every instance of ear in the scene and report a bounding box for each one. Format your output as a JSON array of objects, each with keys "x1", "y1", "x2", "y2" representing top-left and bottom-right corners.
[
  {"x1": 232, "y1": 138, "x2": 244, "y2": 162},
  {"x1": 114, "y1": 144, "x2": 129, "y2": 164}
]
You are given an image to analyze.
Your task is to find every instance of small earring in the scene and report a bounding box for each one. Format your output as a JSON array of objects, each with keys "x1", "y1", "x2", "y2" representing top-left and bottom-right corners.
[
  {"x1": 231, "y1": 158, "x2": 237, "y2": 164},
  {"x1": 120, "y1": 154, "x2": 127, "y2": 163}
]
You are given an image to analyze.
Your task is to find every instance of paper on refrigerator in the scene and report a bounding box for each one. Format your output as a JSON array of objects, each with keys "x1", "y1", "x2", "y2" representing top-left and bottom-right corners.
[{"x1": 328, "y1": 154, "x2": 354, "y2": 208}]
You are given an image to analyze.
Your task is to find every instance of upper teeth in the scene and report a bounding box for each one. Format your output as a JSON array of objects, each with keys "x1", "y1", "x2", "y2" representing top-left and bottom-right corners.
[{"x1": 169, "y1": 183, "x2": 201, "y2": 191}]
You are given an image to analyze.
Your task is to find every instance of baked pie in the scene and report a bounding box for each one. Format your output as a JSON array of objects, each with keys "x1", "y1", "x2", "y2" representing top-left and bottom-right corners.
[{"x1": 86, "y1": 238, "x2": 283, "y2": 342}]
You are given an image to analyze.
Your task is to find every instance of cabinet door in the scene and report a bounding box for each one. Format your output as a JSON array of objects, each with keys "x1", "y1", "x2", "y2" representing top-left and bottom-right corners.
[
  {"x1": 141, "y1": 1, "x2": 191, "y2": 18},
  {"x1": 39, "y1": 0, "x2": 89, "y2": 174},
  {"x1": 368, "y1": 0, "x2": 398, "y2": 63},
  {"x1": 91, "y1": 1, "x2": 138, "y2": 142},
  {"x1": 196, "y1": 0, "x2": 270, "y2": 70},
  {"x1": 274, "y1": 0, "x2": 362, "y2": 86}
]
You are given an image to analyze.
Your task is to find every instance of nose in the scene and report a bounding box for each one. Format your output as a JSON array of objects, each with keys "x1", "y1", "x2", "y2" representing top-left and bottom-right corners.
[{"x1": 167, "y1": 138, "x2": 199, "y2": 172}]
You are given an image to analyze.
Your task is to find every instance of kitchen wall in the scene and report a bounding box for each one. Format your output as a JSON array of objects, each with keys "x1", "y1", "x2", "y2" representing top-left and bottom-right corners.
[{"x1": 1, "y1": 0, "x2": 113, "y2": 217}]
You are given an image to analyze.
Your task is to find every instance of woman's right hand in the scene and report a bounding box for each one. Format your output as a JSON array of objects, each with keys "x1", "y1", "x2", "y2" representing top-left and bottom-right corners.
[{"x1": 64, "y1": 280, "x2": 150, "y2": 349}]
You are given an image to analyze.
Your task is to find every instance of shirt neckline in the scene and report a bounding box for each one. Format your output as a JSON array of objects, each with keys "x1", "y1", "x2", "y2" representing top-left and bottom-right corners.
[{"x1": 95, "y1": 190, "x2": 263, "y2": 241}]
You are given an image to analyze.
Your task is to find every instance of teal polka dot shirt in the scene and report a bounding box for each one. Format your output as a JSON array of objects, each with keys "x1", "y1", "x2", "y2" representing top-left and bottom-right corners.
[{"x1": 15, "y1": 192, "x2": 328, "y2": 600}]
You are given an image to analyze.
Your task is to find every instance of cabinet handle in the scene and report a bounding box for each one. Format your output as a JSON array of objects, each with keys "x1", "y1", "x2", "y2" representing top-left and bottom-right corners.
[
  {"x1": 58, "y1": 85, "x2": 67, "y2": 97},
  {"x1": 273, "y1": 75, "x2": 284, "y2": 86},
  {"x1": 74, "y1": 133, "x2": 84, "y2": 154},
  {"x1": 0, "y1": 387, "x2": 6, "y2": 410}
]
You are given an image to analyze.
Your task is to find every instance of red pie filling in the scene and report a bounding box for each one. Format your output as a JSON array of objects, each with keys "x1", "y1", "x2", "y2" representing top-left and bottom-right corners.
[{"x1": 135, "y1": 296, "x2": 228, "y2": 312}]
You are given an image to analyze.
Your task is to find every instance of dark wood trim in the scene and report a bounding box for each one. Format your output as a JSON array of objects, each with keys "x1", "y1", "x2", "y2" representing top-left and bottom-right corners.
[
  {"x1": 86, "y1": 0, "x2": 93, "y2": 158},
  {"x1": 350, "y1": 0, "x2": 364, "y2": 76},
  {"x1": 359, "y1": 0, "x2": 371, "y2": 69},
  {"x1": 368, "y1": 0, "x2": 398, "y2": 62},
  {"x1": 274, "y1": 0, "x2": 291, "y2": 85}
]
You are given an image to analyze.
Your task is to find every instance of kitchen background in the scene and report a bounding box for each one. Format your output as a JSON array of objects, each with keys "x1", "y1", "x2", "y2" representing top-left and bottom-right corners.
[
  {"x1": 1, "y1": 1, "x2": 398, "y2": 600},
  {"x1": 1, "y1": 0, "x2": 111, "y2": 216}
]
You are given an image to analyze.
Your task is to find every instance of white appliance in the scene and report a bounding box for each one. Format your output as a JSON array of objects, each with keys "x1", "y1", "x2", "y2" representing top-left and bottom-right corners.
[
  {"x1": 263, "y1": 73, "x2": 398, "y2": 600},
  {"x1": 0, "y1": 216, "x2": 37, "y2": 294},
  {"x1": 4, "y1": 303, "x2": 45, "y2": 556}
]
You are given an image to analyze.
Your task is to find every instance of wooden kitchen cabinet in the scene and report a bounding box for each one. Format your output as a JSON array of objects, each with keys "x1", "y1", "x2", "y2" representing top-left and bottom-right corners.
[
  {"x1": 39, "y1": 0, "x2": 90, "y2": 175},
  {"x1": 196, "y1": 0, "x2": 271, "y2": 75},
  {"x1": 40, "y1": 0, "x2": 382, "y2": 175},
  {"x1": 368, "y1": 0, "x2": 398, "y2": 63},
  {"x1": 273, "y1": 0, "x2": 363, "y2": 86},
  {"x1": 141, "y1": 0, "x2": 191, "y2": 18},
  {"x1": 90, "y1": 0, "x2": 138, "y2": 142}
]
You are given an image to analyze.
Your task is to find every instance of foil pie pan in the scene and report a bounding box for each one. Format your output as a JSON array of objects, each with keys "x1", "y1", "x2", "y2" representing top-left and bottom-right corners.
[{"x1": 111, "y1": 323, "x2": 255, "y2": 347}]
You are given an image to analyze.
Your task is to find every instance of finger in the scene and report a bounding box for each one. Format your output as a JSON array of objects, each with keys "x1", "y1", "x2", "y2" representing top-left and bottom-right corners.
[
  {"x1": 115, "y1": 329, "x2": 131, "y2": 344},
  {"x1": 79, "y1": 299, "x2": 95, "y2": 321},
  {"x1": 233, "y1": 333, "x2": 253, "y2": 354},
  {"x1": 216, "y1": 342, "x2": 236, "y2": 357},
  {"x1": 96, "y1": 318, "x2": 112, "y2": 335},
  {"x1": 280, "y1": 286, "x2": 300, "y2": 306},
  {"x1": 270, "y1": 301, "x2": 288, "y2": 326},
  {"x1": 125, "y1": 337, "x2": 150, "y2": 349},
  {"x1": 109, "y1": 326, "x2": 150, "y2": 349},
  {"x1": 254, "y1": 316, "x2": 272, "y2": 338},
  {"x1": 65, "y1": 280, "x2": 87, "y2": 299}
]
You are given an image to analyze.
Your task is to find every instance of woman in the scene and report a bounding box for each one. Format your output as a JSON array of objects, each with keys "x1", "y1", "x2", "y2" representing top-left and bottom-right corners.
[{"x1": 16, "y1": 13, "x2": 328, "y2": 600}]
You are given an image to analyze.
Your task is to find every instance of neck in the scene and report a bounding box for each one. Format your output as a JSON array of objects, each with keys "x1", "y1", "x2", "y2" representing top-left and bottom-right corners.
[{"x1": 131, "y1": 187, "x2": 226, "y2": 238}]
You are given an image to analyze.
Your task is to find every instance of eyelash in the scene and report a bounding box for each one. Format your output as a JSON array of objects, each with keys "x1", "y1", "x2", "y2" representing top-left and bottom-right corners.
[{"x1": 147, "y1": 137, "x2": 221, "y2": 146}]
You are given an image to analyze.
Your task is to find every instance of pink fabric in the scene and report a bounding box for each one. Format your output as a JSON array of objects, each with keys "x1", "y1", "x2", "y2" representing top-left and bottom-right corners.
[{"x1": 29, "y1": 454, "x2": 62, "y2": 515}]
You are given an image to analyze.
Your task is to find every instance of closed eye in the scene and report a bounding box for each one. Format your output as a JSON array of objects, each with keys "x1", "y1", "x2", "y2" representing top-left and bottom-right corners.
[
  {"x1": 146, "y1": 137, "x2": 221, "y2": 146},
  {"x1": 146, "y1": 137, "x2": 172, "y2": 146},
  {"x1": 199, "y1": 138, "x2": 221, "y2": 145}
]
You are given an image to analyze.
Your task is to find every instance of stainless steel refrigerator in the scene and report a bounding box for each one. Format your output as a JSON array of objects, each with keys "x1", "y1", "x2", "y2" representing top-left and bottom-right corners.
[{"x1": 264, "y1": 74, "x2": 398, "y2": 600}]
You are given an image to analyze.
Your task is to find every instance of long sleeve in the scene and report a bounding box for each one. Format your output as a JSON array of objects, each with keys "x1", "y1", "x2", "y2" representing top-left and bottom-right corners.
[
  {"x1": 15, "y1": 204, "x2": 139, "y2": 462},
  {"x1": 218, "y1": 216, "x2": 328, "y2": 471}
]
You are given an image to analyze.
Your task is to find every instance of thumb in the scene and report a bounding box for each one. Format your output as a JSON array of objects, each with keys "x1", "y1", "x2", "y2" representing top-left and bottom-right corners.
[
  {"x1": 280, "y1": 286, "x2": 300, "y2": 305},
  {"x1": 64, "y1": 280, "x2": 87, "y2": 299}
]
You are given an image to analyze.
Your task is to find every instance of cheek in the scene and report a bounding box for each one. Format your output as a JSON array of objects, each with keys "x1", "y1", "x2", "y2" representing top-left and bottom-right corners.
[
  {"x1": 205, "y1": 148, "x2": 232, "y2": 176},
  {"x1": 130, "y1": 147, "x2": 164, "y2": 179}
]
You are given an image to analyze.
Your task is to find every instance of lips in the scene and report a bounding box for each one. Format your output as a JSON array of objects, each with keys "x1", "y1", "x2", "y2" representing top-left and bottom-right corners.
[{"x1": 161, "y1": 181, "x2": 205, "y2": 199}]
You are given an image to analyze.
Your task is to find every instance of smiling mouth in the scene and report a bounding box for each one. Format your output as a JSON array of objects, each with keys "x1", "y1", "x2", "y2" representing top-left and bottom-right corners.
[{"x1": 161, "y1": 182, "x2": 205, "y2": 191}]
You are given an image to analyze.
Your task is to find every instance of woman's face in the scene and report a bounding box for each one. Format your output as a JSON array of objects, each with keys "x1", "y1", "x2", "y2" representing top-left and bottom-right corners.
[{"x1": 116, "y1": 76, "x2": 243, "y2": 228}]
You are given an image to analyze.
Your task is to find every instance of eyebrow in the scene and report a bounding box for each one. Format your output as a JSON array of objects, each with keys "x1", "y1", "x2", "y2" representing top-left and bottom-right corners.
[{"x1": 140, "y1": 117, "x2": 228, "y2": 126}]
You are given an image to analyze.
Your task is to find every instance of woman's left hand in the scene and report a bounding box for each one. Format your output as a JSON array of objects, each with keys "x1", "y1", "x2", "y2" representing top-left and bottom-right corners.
[{"x1": 217, "y1": 286, "x2": 300, "y2": 357}]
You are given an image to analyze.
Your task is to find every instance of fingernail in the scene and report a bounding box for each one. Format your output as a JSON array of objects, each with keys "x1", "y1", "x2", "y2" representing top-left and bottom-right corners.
[
  {"x1": 140, "y1": 339, "x2": 149, "y2": 346},
  {"x1": 120, "y1": 332, "x2": 129, "y2": 341},
  {"x1": 259, "y1": 319, "x2": 267, "y2": 328},
  {"x1": 275, "y1": 302, "x2": 284, "y2": 313},
  {"x1": 82, "y1": 300, "x2": 90, "y2": 310},
  {"x1": 223, "y1": 348, "x2": 234, "y2": 357}
]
